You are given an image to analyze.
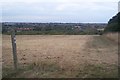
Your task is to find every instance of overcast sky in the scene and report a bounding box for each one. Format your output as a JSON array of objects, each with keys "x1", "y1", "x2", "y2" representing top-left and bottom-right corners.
[{"x1": 1, "y1": 0, "x2": 119, "y2": 23}]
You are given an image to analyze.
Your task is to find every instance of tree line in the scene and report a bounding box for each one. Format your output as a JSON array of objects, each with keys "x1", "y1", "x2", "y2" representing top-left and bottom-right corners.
[{"x1": 2, "y1": 23, "x2": 106, "y2": 35}]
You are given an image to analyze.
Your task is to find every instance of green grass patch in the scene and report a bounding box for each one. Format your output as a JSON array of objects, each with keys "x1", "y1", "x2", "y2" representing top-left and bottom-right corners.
[
  {"x1": 2, "y1": 61, "x2": 61, "y2": 78},
  {"x1": 89, "y1": 35, "x2": 117, "y2": 49},
  {"x1": 76, "y1": 64, "x2": 118, "y2": 78}
]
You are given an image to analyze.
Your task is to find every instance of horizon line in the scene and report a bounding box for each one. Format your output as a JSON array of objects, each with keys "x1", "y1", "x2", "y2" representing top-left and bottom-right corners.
[{"x1": 1, "y1": 22, "x2": 108, "y2": 24}]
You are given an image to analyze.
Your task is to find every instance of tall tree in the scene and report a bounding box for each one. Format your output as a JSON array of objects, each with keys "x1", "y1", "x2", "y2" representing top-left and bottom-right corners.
[{"x1": 104, "y1": 12, "x2": 120, "y2": 32}]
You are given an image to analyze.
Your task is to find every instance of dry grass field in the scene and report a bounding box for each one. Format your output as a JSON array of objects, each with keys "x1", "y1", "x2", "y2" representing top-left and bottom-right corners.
[{"x1": 2, "y1": 35, "x2": 118, "y2": 78}]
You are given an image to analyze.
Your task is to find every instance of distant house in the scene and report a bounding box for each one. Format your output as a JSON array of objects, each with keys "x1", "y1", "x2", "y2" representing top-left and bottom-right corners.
[
  {"x1": 16, "y1": 28, "x2": 33, "y2": 32},
  {"x1": 74, "y1": 26, "x2": 81, "y2": 28},
  {"x1": 74, "y1": 26, "x2": 82, "y2": 30},
  {"x1": 97, "y1": 28, "x2": 105, "y2": 32}
]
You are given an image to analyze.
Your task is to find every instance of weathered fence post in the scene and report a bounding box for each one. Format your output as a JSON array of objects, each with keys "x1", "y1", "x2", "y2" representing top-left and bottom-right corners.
[{"x1": 11, "y1": 28, "x2": 18, "y2": 70}]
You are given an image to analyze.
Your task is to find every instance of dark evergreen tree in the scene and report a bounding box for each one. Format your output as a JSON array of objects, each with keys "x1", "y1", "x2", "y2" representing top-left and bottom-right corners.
[{"x1": 104, "y1": 12, "x2": 120, "y2": 32}]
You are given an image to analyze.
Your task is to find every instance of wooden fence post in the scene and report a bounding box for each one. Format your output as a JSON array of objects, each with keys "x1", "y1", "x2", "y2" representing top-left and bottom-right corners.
[{"x1": 11, "y1": 28, "x2": 18, "y2": 70}]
